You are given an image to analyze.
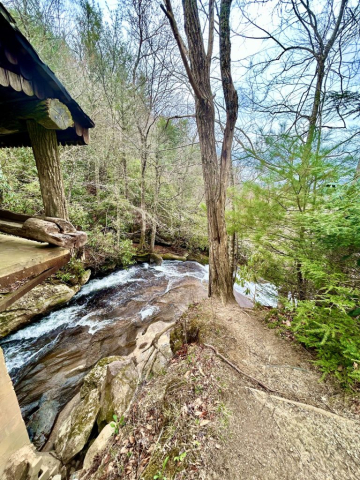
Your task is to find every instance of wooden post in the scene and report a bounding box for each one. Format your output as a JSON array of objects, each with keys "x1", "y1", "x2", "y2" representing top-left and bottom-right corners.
[{"x1": 27, "y1": 120, "x2": 69, "y2": 220}]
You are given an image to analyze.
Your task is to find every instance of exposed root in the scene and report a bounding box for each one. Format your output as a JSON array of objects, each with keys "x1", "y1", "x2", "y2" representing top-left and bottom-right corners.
[{"x1": 203, "y1": 343, "x2": 276, "y2": 393}]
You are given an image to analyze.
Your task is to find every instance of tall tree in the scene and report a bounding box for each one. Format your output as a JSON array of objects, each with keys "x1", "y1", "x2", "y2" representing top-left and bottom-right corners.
[{"x1": 162, "y1": 0, "x2": 238, "y2": 303}]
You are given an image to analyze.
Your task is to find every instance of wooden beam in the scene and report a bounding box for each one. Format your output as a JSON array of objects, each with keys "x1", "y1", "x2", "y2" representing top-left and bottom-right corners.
[
  {"x1": 0, "y1": 217, "x2": 87, "y2": 248},
  {"x1": 0, "y1": 98, "x2": 73, "y2": 132},
  {"x1": 0, "y1": 210, "x2": 76, "y2": 233},
  {"x1": 0, "y1": 264, "x2": 66, "y2": 313},
  {"x1": 27, "y1": 120, "x2": 69, "y2": 220}
]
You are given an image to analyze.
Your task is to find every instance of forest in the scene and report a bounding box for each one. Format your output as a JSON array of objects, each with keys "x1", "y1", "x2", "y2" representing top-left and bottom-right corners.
[{"x1": 1, "y1": 0, "x2": 360, "y2": 387}]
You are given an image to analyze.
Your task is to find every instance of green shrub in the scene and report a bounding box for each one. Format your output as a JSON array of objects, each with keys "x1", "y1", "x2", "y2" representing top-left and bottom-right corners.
[{"x1": 291, "y1": 289, "x2": 360, "y2": 386}]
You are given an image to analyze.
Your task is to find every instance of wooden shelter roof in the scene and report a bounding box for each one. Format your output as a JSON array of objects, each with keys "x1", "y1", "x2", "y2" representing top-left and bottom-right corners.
[{"x1": 0, "y1": 2, "x2": 94, "y2": 148}]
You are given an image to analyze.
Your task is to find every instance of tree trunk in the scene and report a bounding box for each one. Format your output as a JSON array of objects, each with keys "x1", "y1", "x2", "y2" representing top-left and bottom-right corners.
[
  {"x1": 195, "y1": 97, "x2": 234, "y2": 302},
  {"x1": 122, "y1": 147, "x2": 129, "y2": 200},
  {"x1": 139, "y1": 140, "x2": 147, "y2": 250},
  {"x1": 150, "y1": 160, "x2": 160, "y2": 253},
  {"x1": 163, "y1": 0, "x2": 238, "y2": 303},
  {"x1": 27, "y1": 120, "x2": 69, "y2": 220}
]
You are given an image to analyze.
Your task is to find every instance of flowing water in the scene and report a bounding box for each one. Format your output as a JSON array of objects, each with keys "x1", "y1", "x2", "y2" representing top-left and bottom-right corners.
[
  {"x1": 0, "y1": 260, "x2": 276, "y2": 448},
  {"x1": 0, "y1": 261, "x2": 209, "y2": 447},
  {"x1": 1, "y1": 261, "x2": 208, "y2": 379}
]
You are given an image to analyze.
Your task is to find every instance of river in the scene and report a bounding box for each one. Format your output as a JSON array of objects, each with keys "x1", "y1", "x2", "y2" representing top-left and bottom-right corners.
[
  {"x1": 0, "y1": 260, "x2": 277, "y2": 448},
  {"x1": 0, "y1": 261, "x2": 208, "y2": 448}
]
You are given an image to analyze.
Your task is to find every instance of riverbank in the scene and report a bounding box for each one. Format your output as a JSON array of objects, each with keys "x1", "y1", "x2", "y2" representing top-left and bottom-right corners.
[
  {"x1": 3, "y1": 294, "x2": 360, "y2": 479},
  {"x1": 72, "y1": 299, "x2": 360, "y2": 480}
]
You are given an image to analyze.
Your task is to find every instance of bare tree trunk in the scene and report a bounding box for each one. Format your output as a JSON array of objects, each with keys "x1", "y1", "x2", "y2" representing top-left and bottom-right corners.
[
  {"x1": 27, "y1": 120, "x2": 69, "y2": 220},
  {"x1": 139, "y1": 138, "x2": 147, "y2": 250},
  {"x1": 150, "y1": 159, "x2": 160, "y2": 253},
  {"x1": 121, "y1": 147, "x2": 129, "y2": 200},
  {"x1": 162, "y1": 0, "x2": 238, "y2": 303},
  {"x1": 94, "y1": 157, "x2": 100, "y2": 204}
]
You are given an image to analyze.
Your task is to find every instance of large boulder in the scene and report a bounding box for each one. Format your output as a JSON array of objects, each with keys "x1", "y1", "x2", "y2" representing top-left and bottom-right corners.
[
  {"x1": 54, "y1": 388, "x2": 101, "y2": 464},
  {"x1": 80, "y1": 356, "x2": 123, "y2": 399},
  {"x1": 0, "y1": 283, "x2": 79, "y2": 338},
  {"x1": 97, "y1": 358, "x2": 138, "y2": 430},
  {"x1": 149, "y1": 253, "x2": 163, "y2": 266},
  {"x1": 54, "y1": 357, "x2": 122, "y2": 463},
  {"x1": 83, "y1": 424, "x2": 115, "y2": 471},
  {"x1": 54, "y1": 356, "x2": 136, "y2": 464}
]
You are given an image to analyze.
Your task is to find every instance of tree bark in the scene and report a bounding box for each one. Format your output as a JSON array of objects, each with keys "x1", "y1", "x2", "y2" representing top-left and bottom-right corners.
[
  {"x1": 27, "y1": 120, "x2": 69, "y2": 220},
  {"x1": 163, "y1": 0, "x2": 238, "y2": 303},
  {"x1": 139, "y1": 138, "x2": 148, "y2": 250},
  {"x1": 150, "y1": 158, "x2": 161, "y2": 253}
]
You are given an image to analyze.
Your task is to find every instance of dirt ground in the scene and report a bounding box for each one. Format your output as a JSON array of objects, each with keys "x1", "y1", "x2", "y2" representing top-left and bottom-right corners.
[
  {"x1": 82, "y1": 299, "x2": 360, "y2": 480},
  {"x1": 200, "y1": 299, "x2": 360, "y2": 480}
]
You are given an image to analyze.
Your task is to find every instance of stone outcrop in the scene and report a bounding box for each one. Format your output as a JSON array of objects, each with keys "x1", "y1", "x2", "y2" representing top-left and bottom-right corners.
[
  {"x1": 83, "y1": 424, "x2": 115, "y2": 471},
  {"x1": 15, "y1": 269, "x2": 207, "y2": 450},
  {"x1": 51, "y1": 324, "x2": 172, "y2": 469},
  {"x1": 54, "y1": 356, "x2": 137, "y2": 464},
  {"x1": 54, "y1": 388, "x2": 101, "y2": 464},
  {"x1": 0, "y1": 283, "x2": 79, "y2": 338},
  {"x1": 97, "y1": 358, "x2": 138, "y2": 429}
]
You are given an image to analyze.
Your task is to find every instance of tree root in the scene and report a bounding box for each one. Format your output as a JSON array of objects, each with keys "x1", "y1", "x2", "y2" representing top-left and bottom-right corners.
[
  {"x1": 142, "y1": 323, "x2": 175, "y2": 354},
  {"x1": 203, "y1": 343, "x2": 276, "y2": 393}
]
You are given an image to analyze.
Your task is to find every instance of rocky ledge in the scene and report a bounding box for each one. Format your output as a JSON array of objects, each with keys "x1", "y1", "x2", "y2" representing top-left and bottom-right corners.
[{"x1": 0, "y1": 270, "x2": 91, "y2": 338}]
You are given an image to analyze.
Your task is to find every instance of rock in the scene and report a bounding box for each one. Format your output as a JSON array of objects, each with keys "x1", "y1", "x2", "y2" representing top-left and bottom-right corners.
[
  {"x1": 14, "y1": 269, "x2": 207, "y2": 450},
  {"x1": 69, "y1": 269, "x2": 91, "y2": 287},
  {"x1": 133, "y1": 253, "x2": 150, "y2": 263},
  {"x1": 187, "y1": 253, "x2": 209, "y2": 265},
  {"x1": 83, "y1": 424, "x2": 115, "y2": 471},
  {"x1": 2, "y1": 444, "x2": 61, "y2": 480},
  {"x1": 43, "y1": 393, "x2": 81, "y2": 452},
  {"x1": 0, "y1": 283, "x2": 78, "y2": 338},
  {"x1": 80, "y1": 269, "x2": 91, "y2": 286},
  {"x1": 54, "y1": 388, "x2": 101, "y2": 464},
  {"x1": 152, "y1": 331, "x2": 173, "y2": 375},
  {"x1": 132, "y1": 320, "x2": 174, "y2": 377},
  {"x1": 80, "y1": 356, "x2": 122, "y2": 399},
  {"x1": 161, "y1": 253, "x2": 187, "y2": 261},
  {"x1": 149, "y1": 253, "x2": 163, "y2": 266},
  {"x1": 27, "y1": 397, "x2": 60, "y2": 449},
  {"x1": 53, "y1": 356, "x2": 133, "y2": 463},
  {"x1": 97, "y1": 358, "x2": 138, "y2": 430}
]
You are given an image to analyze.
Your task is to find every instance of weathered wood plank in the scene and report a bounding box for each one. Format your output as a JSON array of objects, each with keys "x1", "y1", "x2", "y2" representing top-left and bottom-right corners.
[
  {"x1": 21, "y1": 77, "x2": 34, "y2": 96},
  {"x1": 8, "y1": 71, "x2": 21, "y2": 91},
  {"x1": 0, "y1": 67, "x2": 9, "y2": 87},
  {"x1": 0, "y1": 234, "x2": 70, "y2": 290},
  {"x1": 0, "y1": 264, "x2": 64, "y2": 313}
]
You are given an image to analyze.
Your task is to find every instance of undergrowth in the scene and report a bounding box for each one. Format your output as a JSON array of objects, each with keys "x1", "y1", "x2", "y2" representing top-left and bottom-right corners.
[{"x1": 265, "y1": 298, "x2": 360, "y2": 390}]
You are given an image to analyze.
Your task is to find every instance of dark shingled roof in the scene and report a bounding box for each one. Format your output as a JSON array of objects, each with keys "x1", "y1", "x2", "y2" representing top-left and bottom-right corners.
[{"x1": 0, "y1": 2, "x2": 94, "y2": 147}]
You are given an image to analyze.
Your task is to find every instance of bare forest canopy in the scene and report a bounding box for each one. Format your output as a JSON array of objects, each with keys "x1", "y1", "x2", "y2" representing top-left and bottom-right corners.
[{"x1": 0, "y1": 0, "x2": 360, "y2": 384}]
